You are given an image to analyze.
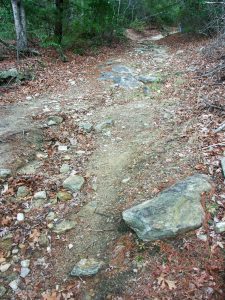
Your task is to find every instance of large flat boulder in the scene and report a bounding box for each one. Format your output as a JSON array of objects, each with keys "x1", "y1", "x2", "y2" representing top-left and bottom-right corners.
[{"x1": 122, "y1": 174, "x2": 212, "y2": 241}]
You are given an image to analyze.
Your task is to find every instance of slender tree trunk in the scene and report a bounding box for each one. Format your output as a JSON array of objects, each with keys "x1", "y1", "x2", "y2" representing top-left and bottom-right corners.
[
  {"x1": 11, "y1": 0, "x2": 28, "y2": 51},
  {"x1": 55, "y1": 0, "x2": 64, "y2": 44}
]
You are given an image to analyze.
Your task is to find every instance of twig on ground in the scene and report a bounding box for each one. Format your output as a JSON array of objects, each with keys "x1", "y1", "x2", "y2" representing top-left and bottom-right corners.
[
  {"x1": 214, "y1": 122, "x2": 225, "y2": 133},
  {"x1": 202, "y1": 142, "x2": 225, "y2": 150}
]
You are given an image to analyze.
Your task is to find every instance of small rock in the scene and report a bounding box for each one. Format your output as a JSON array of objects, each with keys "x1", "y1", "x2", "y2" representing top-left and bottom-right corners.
[
  {"x1": 60, "y1": 164, "x2": 70, "y2": 174},
  {"x1": 68, "y1": 243, "x2": 74, "y2": 249},
  {"x1": 221, "y1": 157, "x2": 225, "y2": 178},
  {"x1": 47, "y1": 116, "x2": 63, "y2": 126},
  {"x1": 34, "y1": 191, "x2": 47, "y2": 200},
  {"x1": 95, "y1": 119, "x2": 114, "y2": 133},
  {"x1": 197, "y1": 234, "x2": 207, "y2": 242},
  {"x1": 122, "y1": 177, "x2": 130, "y2": 184},
  {"x1": 12, "y1": 248, "x2": 19, "y2": 255},
  {"x1": 58, "y1": 145, "x2": 68, "y2": 152},
  {"x1": 63, "y1": 155, "x2": 71, "y2": 161},
  {"x1": 0, "y1": 263, "x2": 11, "y2": 272},
  {"x1": 20, "y1": 267, "x2": 30, "y2": 278},
  {"x1": 52, "y1": 220, "x2": 76, "y2": 234},
  {"x1": 57, "y1": 191, "x2": 73, "y2": 201},
  {"x1": 17, "y1": 186, "x2": 29, "y2": 198},
  {"x1": 26, "y1": 96, "x2": 32, "y2": 101},
  {"x1": 21, "y1": 260, "x2": 30, "y2": 268},
  {"x1": 46, "y1": 211, "x2": 55, "y2": 221},
  {"x1": 36, "y1": 152, "x2": 48, "y2": 159},
  {"x1": 214, "y1": 221, "x2": 225, "y2": 233},
  {"x1": 79, "y1": 123, "x2": 93, "y2": 133},
  {"x1": 0, "y1": 169, "x2": 11, "y2": 179},
  {"x1": 71, "y1": 258, "x2": 104, "y2": 277},
  {"x1": 9, "y1": 278, "x2": 20, "y2": 291},
  {"x1": 17, "y1": 213, "x2": 25, "y2": 222},
  {"x1": 63, "y1": 175, "x2": 85, "y2": 192},
  {"x1": 0, "y1": 285, "x2": 6, "y2": 297},
  {"x1": 38, "y1": 232, "x2": 49, "y2": 247}
]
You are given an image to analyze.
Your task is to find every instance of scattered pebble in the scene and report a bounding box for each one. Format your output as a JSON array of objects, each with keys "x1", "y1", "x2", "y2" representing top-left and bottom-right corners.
[
  {"x1": 20, "y1": 267, "x2": 30, "y2": 278},
  {"x1": 0, "y1": 263, "x2": 11, "y2": 272},
  {"x1": 17, "y1": 213, "x2": 25, "y2": 222},
  {"x1": 9, "y1": 278, "x2": 20, "y2": 291},
  {"x1": 21, "y1": 260, "x2": 30, "y2": 268},
  {"x1": 58, "y1": 145, "x2": 68, "y2": 152}
]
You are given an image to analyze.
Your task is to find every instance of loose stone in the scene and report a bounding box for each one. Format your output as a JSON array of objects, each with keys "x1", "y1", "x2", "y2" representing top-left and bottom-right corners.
[
  {"x1": 20, "y1": 267, "x2": 30, "y2": 278},
  {"x1": 57, "y1": 191, "x2": 73, "y2": 201},
  {"x1": 17, "y1": 213, "x2": 25, "y2": 222},
  {"x1": 38, "y1": 232, "x2": 49, "y2": 247},
  {"x1": 34, "y1": 191, "x2": 47, "y2": 200},
  {"x1": 70, "y1": 258, "x2": 104, "y2": 277},
  {"x1": 220, "y1": 157, "x2": 225, "y2": 178},
  {"x1": 0, "y1": 263, "x2": 11, "y2": 272},
  {"x1": 79, "y1": 122, "x2": 93, "y2": 133},
  {"x1": 17, "y1": 186, "x2": 29, "y2": 198},
  {"x1": 60, "y1": 164, "x2": 70, "y2": 174},
  {"x1": 214, "y1": 221, "x2": 225, "y2": 233},
  {"x1": 63, "y1": 175, "x2": 85, "y2": 192},
  {"x1": 9, "y1": 278, "x2": 20, "y2": 291},
  {"x1": 21, "y1": 260, "x2": 30, "y2": 268},
  {"x1": 58, "y1": 145, "x2": 68, "y2": 151},
  {"x1": 0, "y1": 285, "x2": 6, "y2": 297},
  {"x1": 52, "y1": 220, "x2": 76, "y2": 234}
]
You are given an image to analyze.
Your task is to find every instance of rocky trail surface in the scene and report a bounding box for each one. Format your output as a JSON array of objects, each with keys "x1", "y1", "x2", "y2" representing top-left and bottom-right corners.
[{"x1": 0, "y1": 31, "x2": 225, "y2": 299}]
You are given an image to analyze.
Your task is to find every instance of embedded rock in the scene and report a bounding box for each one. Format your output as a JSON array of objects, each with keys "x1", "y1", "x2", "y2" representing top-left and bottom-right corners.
[
  {"x1": 47, "y1": 116, "x2": 63, "y2": 126},
  {"x1": 52, "y1": 219, "x2": 76, "y2": 234},
  {"x1": 0, "y1": 169, "x2": 11, "y2": 179},
  {"x1": 71, "y1": 258, "x2": 104, "y2": 277},
  {"x1": 122, "y1": 174, "x2": 212, "y2": 241}
]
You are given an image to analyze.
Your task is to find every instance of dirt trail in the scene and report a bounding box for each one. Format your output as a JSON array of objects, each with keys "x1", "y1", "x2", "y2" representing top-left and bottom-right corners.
[
  {"x1": 49, "y1": 35, "x2": 198, "y2": 286},
  {"x1": 1, "y1": 31, "x2": 201, "y2": 297}
]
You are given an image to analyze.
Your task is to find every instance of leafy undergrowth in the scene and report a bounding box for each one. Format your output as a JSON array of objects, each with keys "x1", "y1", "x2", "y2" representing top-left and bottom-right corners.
[{"x1": 0, "y1": 33, "x2": 225, "y2": 299}]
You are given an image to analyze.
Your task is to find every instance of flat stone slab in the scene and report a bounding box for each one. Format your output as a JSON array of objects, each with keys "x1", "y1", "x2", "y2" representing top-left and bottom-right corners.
[
  {"x1": 122, "y1": 174, "x2": 212, "y2": 241},
  {"x1": 70, "y1": 258, "x2": 104, "y2": 277}
]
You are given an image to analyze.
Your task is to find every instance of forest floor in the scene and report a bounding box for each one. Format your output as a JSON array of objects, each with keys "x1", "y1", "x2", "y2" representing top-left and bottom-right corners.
[{"x1": 0, "y1": 30, "x2": 225, "y2": 300}]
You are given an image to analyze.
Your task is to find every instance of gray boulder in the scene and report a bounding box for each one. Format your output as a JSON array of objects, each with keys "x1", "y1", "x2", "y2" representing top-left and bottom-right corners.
[
  {"x1": 71, "y1": 258, "x2": 104, "y2": 277},
  {"x1": 122, "y1": 174, "x2": 212, "y2": 241}
]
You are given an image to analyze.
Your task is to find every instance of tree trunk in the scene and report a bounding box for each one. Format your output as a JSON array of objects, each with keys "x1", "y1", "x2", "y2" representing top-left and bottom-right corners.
[
  {"x1": 55, "y1": 0, "x2": 64, "y2": 44},
  {"x1": 11, "y1": 0, "x2": 28, "y2": 51}
]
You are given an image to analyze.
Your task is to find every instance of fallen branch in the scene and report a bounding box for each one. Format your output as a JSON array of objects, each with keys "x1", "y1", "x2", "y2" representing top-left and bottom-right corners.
[
  {"x1": 214, "y1": 122, "x2": 225, "y2": 133},
  {"x1": 202, "y1": 142, "x2": 225, "y2": 150},
  {"x1": 203, "y1": 99, "x2": 225, "y2": 111}
]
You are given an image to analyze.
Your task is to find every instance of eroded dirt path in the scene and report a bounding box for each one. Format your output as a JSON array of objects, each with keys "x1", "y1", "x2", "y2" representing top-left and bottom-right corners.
[{"x1": 0, "y1": 32, "x2": 206, "y2": 299}]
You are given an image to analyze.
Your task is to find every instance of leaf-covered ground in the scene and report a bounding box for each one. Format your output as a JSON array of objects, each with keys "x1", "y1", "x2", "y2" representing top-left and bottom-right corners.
[{"x1": 0, "y1": 31, "x2": 225, "y2": 299}]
